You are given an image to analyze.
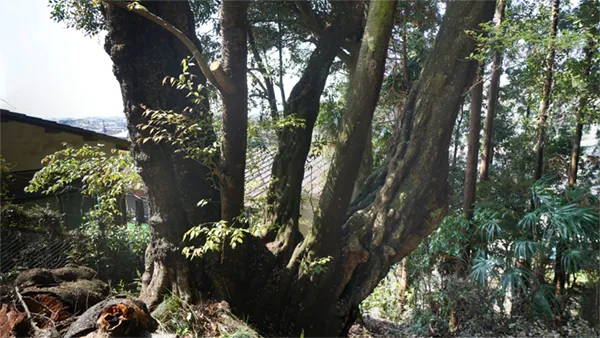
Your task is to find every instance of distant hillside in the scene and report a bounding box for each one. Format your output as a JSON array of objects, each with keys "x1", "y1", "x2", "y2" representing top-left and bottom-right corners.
[{"x1": 53, "y1": 116, "x2": 127, "y2": 137}]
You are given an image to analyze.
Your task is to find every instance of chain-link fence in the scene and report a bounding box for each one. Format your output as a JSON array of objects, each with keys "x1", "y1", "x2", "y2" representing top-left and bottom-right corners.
[{"x1": 0, "y1": 229, "x2": 75, "y2": 273}]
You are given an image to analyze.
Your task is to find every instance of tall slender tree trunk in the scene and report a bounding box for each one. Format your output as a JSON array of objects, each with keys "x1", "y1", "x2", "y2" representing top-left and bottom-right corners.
[
  {"x1": 568, "y1": 26, "x2": 596, "y2": 186},
  {"x1": 553, "y1": 243, "x2": 566, "y2": 296},
  {"x1": 459, "y1": 64, "x2": 484, "y2": 276},
  {"x1": 396, "y1": 258, "x2": 409, "y2": 312},
  {"x1": 480, "y1": 0, "x2": 506, "y2": 181},
  {"x1": 452, "y1": 101, "x2": 465, "y2": 169},
  {"x1": 219, "y1": 0, "x2": 249, "y2": 224},
  {"x1": 562, "y1": 40, "x2": 593, "y2": 296},
  {"x1": 463, "y1": 65, "x2": 484, "y2": 221},
  {"x1": 532, "y1": 5, "x2": 560, "y2": 292},
  {"x1": 534, "y1": 0, "x2": 560, "y2": 181},
  {"x1": 277, "y1": 18, "x2": 286, "y2": 111}
]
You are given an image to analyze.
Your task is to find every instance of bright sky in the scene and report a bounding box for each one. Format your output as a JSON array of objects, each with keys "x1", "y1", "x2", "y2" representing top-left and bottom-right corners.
[{"x1": 0, "y1": 0, "x2": 123, "y2": 119}]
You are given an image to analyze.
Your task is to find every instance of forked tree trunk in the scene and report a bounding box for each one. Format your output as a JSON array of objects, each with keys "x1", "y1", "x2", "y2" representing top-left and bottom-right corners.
[
  {"x1": 480, "y1": 0, "x2": 506, "y2": 182},
  {"x1": 534, "y1": 0, "x2": 560, "y2": 181},
  {"x1": 237, "y1": 2, "x2": 494, "y2": 335},
  {"x1": 262, "y1": 2, "x2": 366, "y2": 256},
  {"x1": 103, "y1": 1, "x2": 494, "y2": 336},
  {"x1": 102, "y1": 1, "x2": 220, "y2": 309},
  {"x1": 264, "y1": 27, "x2": 344, "y2": 254}
]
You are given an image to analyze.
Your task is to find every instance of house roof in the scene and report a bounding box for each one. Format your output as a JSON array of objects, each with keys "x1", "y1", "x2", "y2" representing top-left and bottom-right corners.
[
  {"x1": 0, "y1": 109, "x2": 129, "y2": 150},
  {"x1": 244, "y1": 148, "x2": 330, "y2": 203}
]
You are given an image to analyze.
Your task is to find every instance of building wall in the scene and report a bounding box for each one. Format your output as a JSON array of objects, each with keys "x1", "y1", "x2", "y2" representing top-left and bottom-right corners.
[
  {"x1": 1, "y1": 120, "x2": 123, "y2": 172},
  {"x1": 1, "y1": 119, "x2": 128, "y2": 228}
]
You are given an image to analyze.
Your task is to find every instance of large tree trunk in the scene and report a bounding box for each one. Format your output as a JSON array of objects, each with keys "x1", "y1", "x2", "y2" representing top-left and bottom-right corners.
[
  {"x1": 102, "y1": 0, "x2": 220, "y2": 309},
  {"x1": 480, "y1": 0, "x2": 506, "y2": 182},
  {"x1": 534, "y1": 0, "x2": 560, "y2": 181}
]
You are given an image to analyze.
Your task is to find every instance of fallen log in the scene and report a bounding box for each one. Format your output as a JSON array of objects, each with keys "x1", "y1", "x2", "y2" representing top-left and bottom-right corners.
[
  {"x1": 2, "y1": 266, "x2": 260, "y2": 337},
  {"x1": 0, "y1": 265, "x2": 108, "y2": 338}
]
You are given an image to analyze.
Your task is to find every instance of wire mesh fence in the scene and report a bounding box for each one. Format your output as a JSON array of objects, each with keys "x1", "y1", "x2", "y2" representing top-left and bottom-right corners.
[{"x1": 0, "y1": 229, "x2": 75, "y2": 273}]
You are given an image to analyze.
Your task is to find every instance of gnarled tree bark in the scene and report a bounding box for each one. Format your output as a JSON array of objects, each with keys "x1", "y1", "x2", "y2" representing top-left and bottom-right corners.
[{"x1": 102, "y1": 0, "x2": 220, "y2": 309}]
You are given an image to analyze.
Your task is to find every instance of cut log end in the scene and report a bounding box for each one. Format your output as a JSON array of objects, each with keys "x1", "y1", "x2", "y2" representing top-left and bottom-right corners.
[{"x1": 210, "y1": 61, "x2": 236, "y2": 94}]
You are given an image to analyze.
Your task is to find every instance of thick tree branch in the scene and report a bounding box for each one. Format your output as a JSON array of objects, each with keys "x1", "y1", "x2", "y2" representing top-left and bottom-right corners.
[
  {"x1": 265, "y1": 24, "x2": 344, "y2": 255},
  {"x1": 311, "y1": 0, "x2": 398, "y2": 258},
  {"x1": 336, "y1": 0, "x2": 496, "y2": 301}
]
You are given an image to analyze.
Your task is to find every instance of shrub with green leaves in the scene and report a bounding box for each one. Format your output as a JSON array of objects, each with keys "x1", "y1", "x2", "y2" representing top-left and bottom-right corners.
[
  {"x1": 1, "y1": 203, "x2": 64, "y2": 235},
  {"x1": 69, "y1": 220, "x2": 150, "y2": 287},
  {"x1": 26, "y1": 144, "x2": 142, "y2": 225}
]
